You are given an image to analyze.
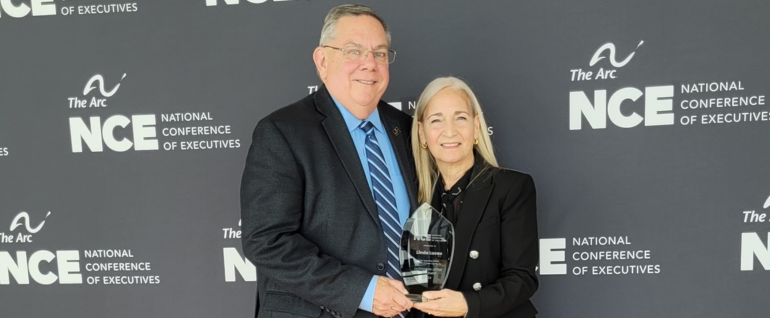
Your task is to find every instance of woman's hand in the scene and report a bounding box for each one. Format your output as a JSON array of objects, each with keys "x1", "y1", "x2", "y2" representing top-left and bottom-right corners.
[{"x1": 413, "y1": 289, "x2": 468, "y2": 317}]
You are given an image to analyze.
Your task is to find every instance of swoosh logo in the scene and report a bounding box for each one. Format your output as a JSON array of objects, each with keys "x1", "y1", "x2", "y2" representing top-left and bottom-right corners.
[
  {"x1": 10, "y1": 211, "x2": 51, "y2": 234},
  {"x1": 589, "y1": 40, "x2": 644, "y2": 68},
  {"x1": 83, "y1": 73, "x2": 127, "y2": 97},
  {"x1": 764, "y1": 195, "x2": 770, "y2": 209}
]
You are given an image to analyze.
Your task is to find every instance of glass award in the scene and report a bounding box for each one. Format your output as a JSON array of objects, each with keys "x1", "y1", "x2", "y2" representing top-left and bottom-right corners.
[{"x1": 400, "y1": 203, "x2": 455, "y2": 303}]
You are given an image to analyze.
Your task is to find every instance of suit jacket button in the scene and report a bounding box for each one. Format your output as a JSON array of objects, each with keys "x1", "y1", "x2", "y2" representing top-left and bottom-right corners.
[
  {"x1": 377, "y1": 263, "x2": 385, "y2": 271},
  {"x1": 469, "y1": 250, "x2": 479, "y2": 259},
  {"x1": 473, "y1": 282, "x2": 482, "y2": 291}
]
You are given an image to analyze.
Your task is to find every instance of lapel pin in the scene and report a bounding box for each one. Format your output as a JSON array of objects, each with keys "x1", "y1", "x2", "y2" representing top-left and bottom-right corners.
[{"x1": 392, "y1": 127, "x2": 400, "y2": 136}]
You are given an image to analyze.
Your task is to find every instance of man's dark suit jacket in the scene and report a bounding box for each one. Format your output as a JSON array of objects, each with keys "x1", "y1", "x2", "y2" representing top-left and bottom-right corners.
[
  {"x1": 425, "y1": 157, "x2": 539, "y2": 318},
  {"x1": 240, "y1": 85, "x2": 416, "y2": 318}
]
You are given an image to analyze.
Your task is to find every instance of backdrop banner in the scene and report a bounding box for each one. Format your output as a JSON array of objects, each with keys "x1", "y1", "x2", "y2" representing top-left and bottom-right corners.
[{"x1": 1, "y1": 1, "x2": 768, "y2": 317}]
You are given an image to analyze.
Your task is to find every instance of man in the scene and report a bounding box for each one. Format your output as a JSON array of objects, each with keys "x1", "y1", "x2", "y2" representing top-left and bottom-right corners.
[{"x1": 241, "y1": 4, "x2": 415, "y2": 318}]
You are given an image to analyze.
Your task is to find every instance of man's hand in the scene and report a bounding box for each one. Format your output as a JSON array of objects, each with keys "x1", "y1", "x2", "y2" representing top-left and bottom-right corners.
[
  {"x1": 371, "y1": 276, "x2": 412, "y2": 317},
  {"x1": 413, "y1": 289, "x2": 468, "y2": 317}
]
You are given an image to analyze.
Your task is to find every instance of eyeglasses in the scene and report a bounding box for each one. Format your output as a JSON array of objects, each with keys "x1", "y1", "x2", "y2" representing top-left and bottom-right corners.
[{"x1": 322, "y1": 45, "x2": 397, "y2": 64}]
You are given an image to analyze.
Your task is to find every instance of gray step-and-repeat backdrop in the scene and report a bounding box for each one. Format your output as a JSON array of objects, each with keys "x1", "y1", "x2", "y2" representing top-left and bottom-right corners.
[{"x1": 1, "y1": 0, "x2": 768, "y2": 317}]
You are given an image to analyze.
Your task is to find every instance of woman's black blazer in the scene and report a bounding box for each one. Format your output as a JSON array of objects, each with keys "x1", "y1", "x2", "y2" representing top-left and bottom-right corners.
[{"x1": 434, "y1": 159, "x2": 539, "y2": 318}]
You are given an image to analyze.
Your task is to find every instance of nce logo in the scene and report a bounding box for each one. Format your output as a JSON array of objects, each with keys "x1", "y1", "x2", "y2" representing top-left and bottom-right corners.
[
  {"x1": 740, "y1": 195, "x2": 770, "y2": 271},
  {"x1": 0, "y1": 0, "x2": 56, "y2": 18},
  {"x1": 538, "y1": 238, "x2": 567, "y2": 275},
  {"x1": 68, "y1": 73, "x2": 159, "y2": 153},
  {"x1": 569, "y1": 41, "x2": 675, "y2": 130},
  {"x1": 0, "y1": 211, "x2": 83, "y2": 285},
  {"x1": 569, "y1": 86, "x2": 674, "y2": 130},
  {"x1": 0, "y1": 250, "x2": 82, "y2": 285},
  {"x1": 206, "y1": 0, "x2": 297, "y2": 6},
  {"x1": 222, "y1": 220, "x2": 256, "y2": 282}
]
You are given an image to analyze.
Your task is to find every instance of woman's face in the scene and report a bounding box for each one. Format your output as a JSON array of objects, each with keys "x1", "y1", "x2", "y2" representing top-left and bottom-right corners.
[{"x1": 418, "y1": 88, "x2": 479, "y2": 168}]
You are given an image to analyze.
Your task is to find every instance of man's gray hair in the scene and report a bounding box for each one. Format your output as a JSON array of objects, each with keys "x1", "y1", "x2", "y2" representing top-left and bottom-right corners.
[{"x1": 319, "y1": 4, "x2": 391, "y2": 47}]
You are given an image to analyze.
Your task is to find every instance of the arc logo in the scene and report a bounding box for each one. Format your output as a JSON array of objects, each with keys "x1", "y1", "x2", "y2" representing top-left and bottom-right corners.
[
  {"x1": 1, "y1": 211, "x2": 51, "y2": 244},
  {"x1": 589, "y1": 40, "x2": 644, "y2": 68},
  {"x1": 83, "y1": 73, "x2": 126, "y2": 97},
  {"x1": 10, "y1": 211, "x2": 51, "y2": 234},
  {"x1": 69, "y1": 73, "x2": 126, "y2": 108}
]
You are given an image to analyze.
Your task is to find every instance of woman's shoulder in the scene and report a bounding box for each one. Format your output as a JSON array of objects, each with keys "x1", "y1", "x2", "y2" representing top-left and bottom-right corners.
[
  {"x1": 486, "y1": 166, "x2": 533, "y2": 183},
  {"x1": 483, "y1": 167, "x2": 536, "y2": 204}
]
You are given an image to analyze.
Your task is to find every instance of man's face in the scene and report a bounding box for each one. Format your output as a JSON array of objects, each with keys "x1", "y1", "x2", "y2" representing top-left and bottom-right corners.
[{"x1": 315, "y1": 16, "x2": 390, "y2": 115}]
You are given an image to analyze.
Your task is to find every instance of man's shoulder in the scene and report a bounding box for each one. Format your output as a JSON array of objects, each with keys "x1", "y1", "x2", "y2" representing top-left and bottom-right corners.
[
  {"x1": 264, "y1": 94, "x2": 315, "y2": 122},
  {"x1": 377, "y1": 101, "x2": 412, "y2": 125},
  {"x1": 262, "y1": 93, "x2": 319, "y2": 124}
]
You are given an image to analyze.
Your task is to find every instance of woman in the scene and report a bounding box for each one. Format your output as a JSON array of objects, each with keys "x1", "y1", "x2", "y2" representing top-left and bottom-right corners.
[{"x1": 410, "y1": 77, "x2": 539, "y2": 318}]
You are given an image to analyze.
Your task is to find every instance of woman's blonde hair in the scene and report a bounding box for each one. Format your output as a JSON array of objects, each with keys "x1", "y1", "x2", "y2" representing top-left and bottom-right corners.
[{"x1": 411, "y1": 76, "x2": 498, "y2": 203}]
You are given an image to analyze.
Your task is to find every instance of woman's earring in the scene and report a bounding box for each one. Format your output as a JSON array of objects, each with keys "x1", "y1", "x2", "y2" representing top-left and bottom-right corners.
[
  {"x1": 474, "y1": 138, "x2": 479, "y2": 145},
  {"x1": 421, "y1": 143, "x2": 428, "y2": 149}
]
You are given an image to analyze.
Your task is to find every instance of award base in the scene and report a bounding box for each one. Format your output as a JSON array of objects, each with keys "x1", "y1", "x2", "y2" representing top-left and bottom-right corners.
[{"x1": 406, "y1": 294, "x2": 426, "y2": 303}]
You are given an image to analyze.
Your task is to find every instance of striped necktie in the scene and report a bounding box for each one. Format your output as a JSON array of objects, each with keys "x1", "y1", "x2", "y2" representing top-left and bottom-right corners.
[{"x1": 360, "y1": 121, "x2": 406, "y2": 317}]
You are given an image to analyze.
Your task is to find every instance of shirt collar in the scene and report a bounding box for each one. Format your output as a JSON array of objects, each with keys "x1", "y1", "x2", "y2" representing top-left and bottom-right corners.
[
  {"x1": 436, "y1": 163, "x2": 475, "y2": 197},
  {"x1": 331, "y1": 96, "x2": 384, "y2": 134}
]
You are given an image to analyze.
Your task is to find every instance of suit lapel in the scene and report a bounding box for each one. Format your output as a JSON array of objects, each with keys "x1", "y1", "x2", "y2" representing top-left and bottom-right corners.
[
  {"x1": 379, "y1": 105, "x2": 418, "y2": 211},
  {"x1": 445, "y1": 165, "x2": 494, "y2": 290},
  {"x1": 316, "y1": 86, "x2": 380, "y2": 227}
]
